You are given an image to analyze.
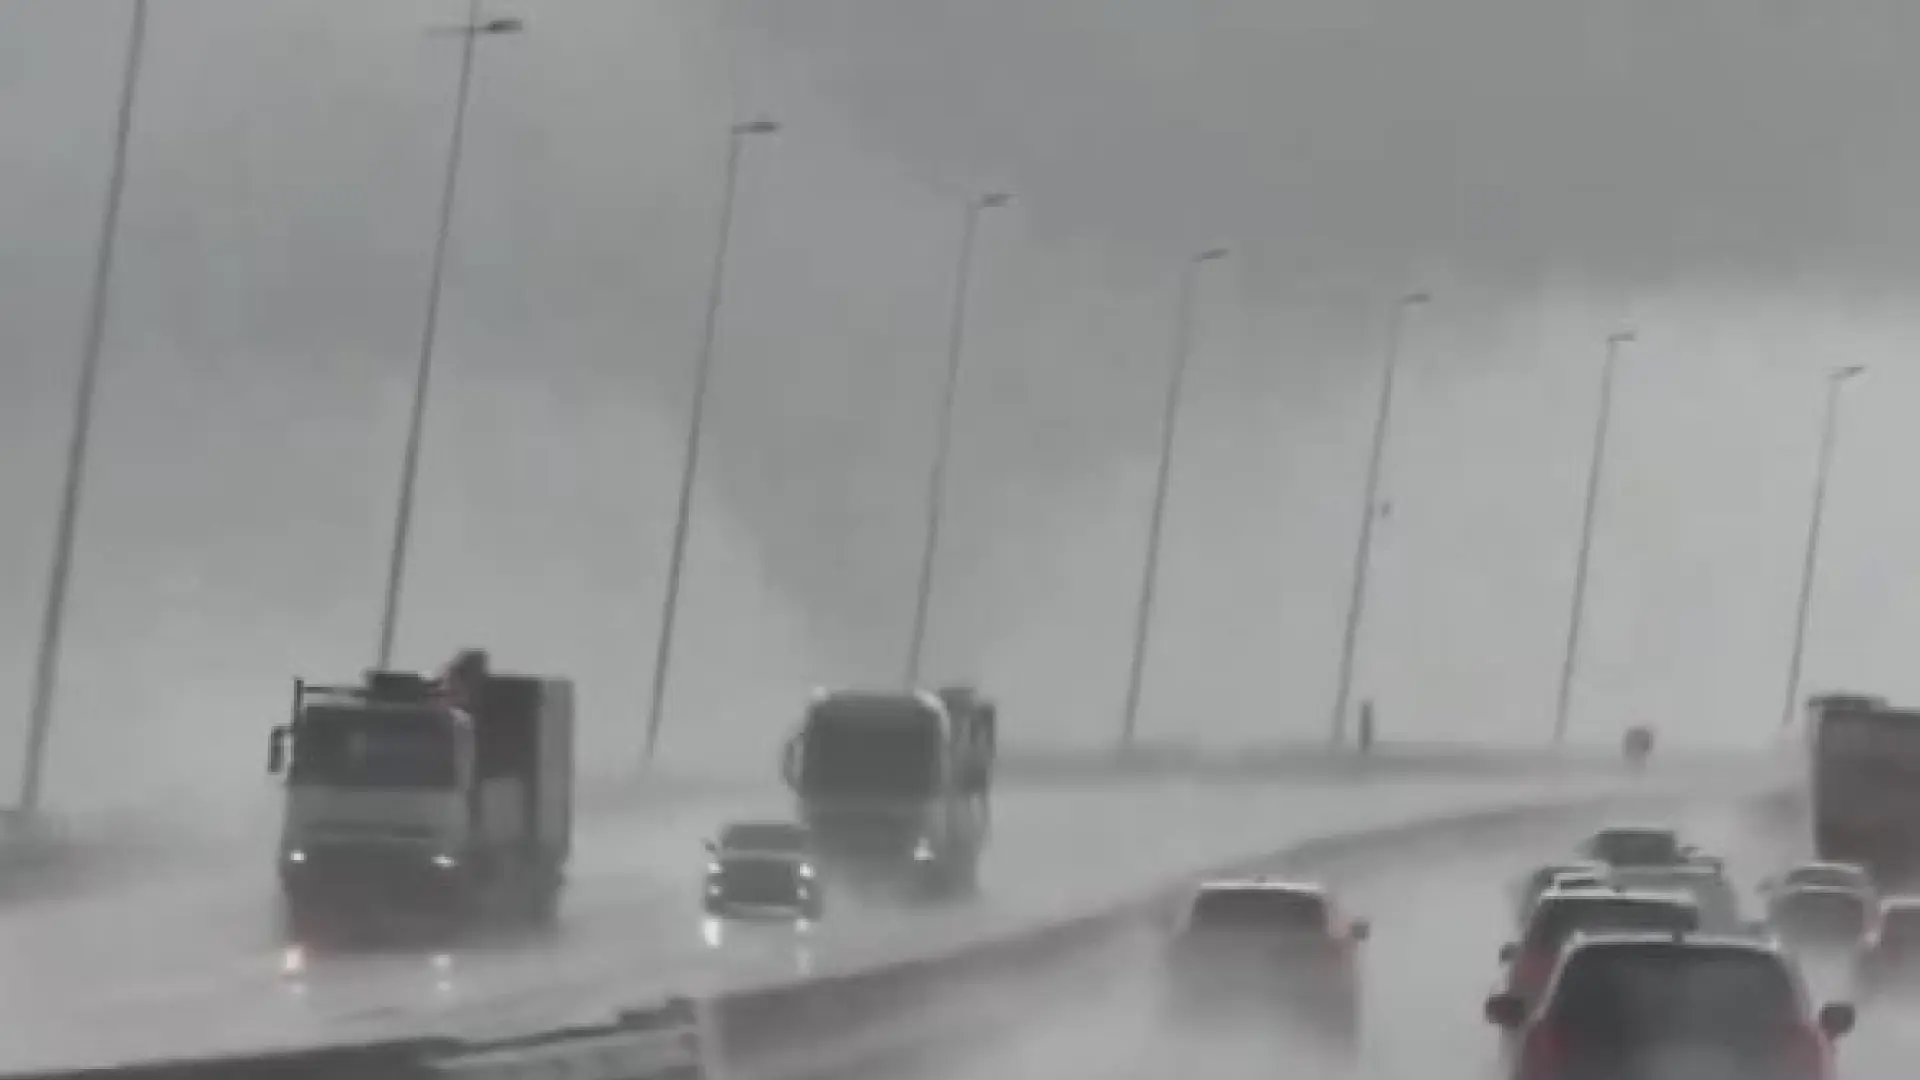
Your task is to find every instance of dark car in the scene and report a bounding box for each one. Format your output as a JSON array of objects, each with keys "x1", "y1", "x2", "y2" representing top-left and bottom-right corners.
[
  {"x1": 1767, "y1": 884, "x2": 1872, "y2": 951},
  {"x1": 1512, "y1": 861, "x2": 1612, "y2": 924},
  {"x1": 1854, "y1": 895, "x2": 1920, "y2": 997},
  {"x1": 1163, "y1": 879, "x2": 1369, "y2": 1052},
  {"x1": 1497, "y1": 886, "x2": 1700, "y2": 1010},
  {"x1": 703, "y1": 820, "x2": 822, "y2": 922},
  {"x1": 1575, "y1": 825, "x2": 1693, "y2": 868},
  {"x1": 1486, "y1": 932, "x2": 1852, "y2": 1080}
]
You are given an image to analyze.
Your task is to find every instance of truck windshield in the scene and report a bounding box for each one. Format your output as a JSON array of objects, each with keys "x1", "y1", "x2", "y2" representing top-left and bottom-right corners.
[
  {"x1": 290, "y1": 705, "x2": 459, "y2": 790},
  {"x1": 799, "y1": 706, "x2": 940, "y2": 797}
]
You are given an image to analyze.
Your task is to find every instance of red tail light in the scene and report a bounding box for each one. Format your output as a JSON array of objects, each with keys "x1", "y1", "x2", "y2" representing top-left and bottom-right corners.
[
  {"x1": 1785, "y1": 1023, "x2": 1832, "y2": 1080},
  {"x1": 1519, "y1": 1023, "x2": 1564, "y2": 1080}
]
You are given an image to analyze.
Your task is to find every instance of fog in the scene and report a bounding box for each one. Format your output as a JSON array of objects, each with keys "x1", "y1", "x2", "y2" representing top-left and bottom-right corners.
[{"x1": 0, "y1": 0, "x2": 1914, "y2": 808}]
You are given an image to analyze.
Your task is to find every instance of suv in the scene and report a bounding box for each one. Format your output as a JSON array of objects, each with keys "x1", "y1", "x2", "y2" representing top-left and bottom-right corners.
[
  {"x1": 1486, "y1": 932, "x2": 1854, "y2": 1080},
  {"x1": 1163, "y1": 879, "x2": 1369, "y2": 1051},
  {"x1": 1575, "y1": 825, "x2": 1695, "y2": 868},
  {"x1": 1498, "y1": 886, "x2": 1700, "y2": 1009},
  {"x1": 1766, "y1": 884, "x2": 1872, "y2": 950}
]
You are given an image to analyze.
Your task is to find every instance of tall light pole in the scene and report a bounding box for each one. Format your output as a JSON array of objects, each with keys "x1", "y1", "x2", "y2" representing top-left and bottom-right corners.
[
  {"x1": 1119, "y1": 247, "x2": 1230, "y2": 748},
  {"x1": 20, "y1": 0, "x2": 149, "y2": 815},
  {"x1": 903, "y1": 191, "x2": 1012, "y2": 687},
  {"x1": 1551, "y1": 330, "x2": 1636, "y2": 744},
  {"x1": 374, "y1": 3, "x2": 524, "y2": 670},
  {"x1": 642, "y1": 117, "x2": 781, "y2": 764},
  {"x1": 1779, "y1": 365, "x2": 1866, "y2": 731},
  {"x1": 1328, "y1": 291, "x2": 1431, "y2": 747}
]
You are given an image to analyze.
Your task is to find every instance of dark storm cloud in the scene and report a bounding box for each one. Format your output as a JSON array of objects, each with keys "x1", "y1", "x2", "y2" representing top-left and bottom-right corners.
[{"x1": 741, "y1": 0, "x2": 1920, "y2": 286}]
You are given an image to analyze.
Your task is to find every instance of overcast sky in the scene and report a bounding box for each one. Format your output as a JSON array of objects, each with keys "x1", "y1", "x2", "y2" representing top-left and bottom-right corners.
[{"x1": 1, "y1": 0, "x2": 1916, "y2": 808}]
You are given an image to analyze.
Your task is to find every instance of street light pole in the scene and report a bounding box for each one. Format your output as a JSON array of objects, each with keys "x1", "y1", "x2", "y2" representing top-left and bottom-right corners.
[
  {"x1": 1779, "y1": 365, "x2": 1866, "y2": 731},
  {"x1": 903, "y1": 191, "x2": 1012, "y2": 687},
  {"x1": 20, "y1": 0, "x2": 149, "y2": 816},
  {"x1": 1327, "y1": 291, "x2": 1431, "y2": 747},
  {"x1": 374, "y1": 2, "x2": 523, "y2": 670},
  {"x1": 1119, "y1": 247, "x2": 1229, "y2": 748},
  {"x1": 1551, "y1": 330, "x2": 1636, "y2": 744},
  {"x1": 642, "y1": 117, "x2": 780, "y2": 764}
]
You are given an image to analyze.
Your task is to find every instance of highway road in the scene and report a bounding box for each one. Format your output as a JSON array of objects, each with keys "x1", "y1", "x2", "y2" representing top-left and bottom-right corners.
[
  {"x1": 0, "y1": 769, "x2": 1680, "y2": 1073},
  {"x1": 862, "y1": 792, "x2": 1909, "y2": 1080}
]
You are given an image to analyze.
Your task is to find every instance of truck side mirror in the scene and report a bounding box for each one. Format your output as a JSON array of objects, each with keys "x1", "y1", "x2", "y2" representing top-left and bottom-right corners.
[
  {"x1": 1819, "y1": 1002, "x2": 1856, "y2": 1039},
  {"x1": 268, "y1": 726, "x2": 288, "y2": 775},
  {"x1": 1485, "y1": 993, "x2": 1526, "y2": 1030},
  {"x1": 1498, "y1": 942, "x2": 1518, "y2": 963},
  {"x1": 702, "y1": 839, "x2": 717, "y2": 856},
  {"x1": 781, "y1": 734, "x2": 802, "y2": 790}
]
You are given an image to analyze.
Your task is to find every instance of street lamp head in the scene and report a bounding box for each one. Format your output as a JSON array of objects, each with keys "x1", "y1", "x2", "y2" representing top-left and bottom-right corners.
[
  {"x1": 1194, "y1": 247, "x2": 1230, "y2": 263},
  {"x1": 978, "y1": 192, "x2": 1014, "y2": 209},
  {"x1": 1833, "y1": 364, "x2": 1866, "y2": 382},
  {"x1": 734, "y1": 118, "x2": 781, "y2": 136},
  {"x1": 1402, "y1": 291, "x2": 1432, "y2": 306},
  {"x1": 1608, "y1": 330, "x2": 1637, "y2": 346},
  {"x1": 479, "y1": 16, "x2": 524, "y2": 34}
]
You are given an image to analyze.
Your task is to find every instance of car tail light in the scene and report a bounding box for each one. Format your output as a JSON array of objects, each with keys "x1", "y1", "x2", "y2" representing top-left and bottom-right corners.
[
  {"x1": 1518, "y1": 1023, "x2": 1563, "y2": 1080},
  {"x1": 1785, "y1": 1023, "x2": 1832, "y2": 1080}
]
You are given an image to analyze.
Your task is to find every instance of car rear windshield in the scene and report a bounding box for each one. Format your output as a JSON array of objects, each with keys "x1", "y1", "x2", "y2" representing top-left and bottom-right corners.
[
  {"x1": 1188, "y1": 888, "x2": 1327, "y2": 933},
  {"x1": 1595, "y1": 831, "x2": 1680, "y2": 864},
  {"x1": 1776, "y1": 891, "x2": 1867, "y2": 936},
  {"x1": 1613, "y1": 873, "x2": 1739, "y2": 926},
  {"x1": 1526, "y1": 897, "x2": 1698, "y2": 951},
  {"x1": 1550, "y1": 945, "x2": 1801, "y2": 1048},
  {"x1": 721, "y1": 822, "x2": 807, "y2": 852},
  {"x1": 1879, "y1": 909, "x2": 1920, "y2": 951}
]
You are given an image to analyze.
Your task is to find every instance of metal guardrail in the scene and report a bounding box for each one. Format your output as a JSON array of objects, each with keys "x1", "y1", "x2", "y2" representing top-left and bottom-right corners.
[{"x1": 1, "y1": 1003, "x2": 701, "y2": 1080}]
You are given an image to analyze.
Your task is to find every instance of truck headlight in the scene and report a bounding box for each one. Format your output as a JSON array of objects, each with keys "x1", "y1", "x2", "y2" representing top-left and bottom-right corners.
[
  {"x1": 912, "y1": 838, "x2": 934, "y2": 862},
  {"x1": 797, "y1": 862, "x2": 816, "y2": 880},
  {"x1": 285, "y1": 849, "x2": 307, "y2": 865},
  {"x1": 432, "y1": 854, "x2": 459, "y2": 870}
]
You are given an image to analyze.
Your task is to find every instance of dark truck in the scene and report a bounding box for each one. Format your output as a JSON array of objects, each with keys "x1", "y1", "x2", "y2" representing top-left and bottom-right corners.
[
  {"x1": 781, "y1": 686, "x2": 996, "y2": 900},
  {"x1": 267, "y1": 652, "x2": 574, "y2": 942},
  {"x1": 1807, "y1": 691, "x2": 1920, "y2": 886}
]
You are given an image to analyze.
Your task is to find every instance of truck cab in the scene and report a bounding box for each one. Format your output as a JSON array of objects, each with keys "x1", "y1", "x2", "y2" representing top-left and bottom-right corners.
[
  {"x1": 268, "y1": 656, "x2": 573, "y2": 940},
  {"x1": 781, "y1": 687, "x2": 994, "y2": 899}
]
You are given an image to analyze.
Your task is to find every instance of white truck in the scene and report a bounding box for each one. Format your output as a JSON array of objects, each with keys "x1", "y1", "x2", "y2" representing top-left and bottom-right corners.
[{"x1": 266, "y1": 651, "x2": 574, "y2": 941}]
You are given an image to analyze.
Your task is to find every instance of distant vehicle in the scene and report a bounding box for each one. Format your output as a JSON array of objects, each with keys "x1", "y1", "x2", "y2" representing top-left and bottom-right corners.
[
  {"x1": 1621, "y1": 726, "x2": 1654, "y2": 769},
  {"x1": 703, "y1": 820, "x2": 822, "y2": 923},
  {"x1": 1511, "y1": 861, "x2": 1612, "y2": 924},
  {"x1": 782, "y1": 687, "x2": 995, "y2": 901},
  {"x1": 1805, "y1": 691, "x2": 1920, "y2": 883},
  {"x1": 1497, "y1": 887, "x2": 1700, "y2": 1010},
  {"x1": 1609, "y1": 865, "x2": 1746, "y2": 933},
  {"x1": 1767, "y1": 884, "x2": 1873, "y2": 951},
  {"x1": 1485, "y1": 932, "x2": 1852, "y2": 1080},
  {"x1": 267, "y1": 654, "x2": 573, "y2": 944},
  {"x1": 1854, "y1": 896, "x2": 1920, "y2": 998},
  {"x1": 1162, "y1": 879, "x2": 1368, "y2": 1054},
  {"x1": 1761, "y1": 861, "x2": 1875, "y2": 903},
  {"x1": 1575, "y1": 825, "x2": 1694, "y2": 869}
]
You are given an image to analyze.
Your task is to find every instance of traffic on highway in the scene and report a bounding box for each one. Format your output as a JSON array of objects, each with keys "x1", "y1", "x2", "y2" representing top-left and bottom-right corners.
[{"x1": 1, "y1": 4, "x2": 1914, "y2": 1080}]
